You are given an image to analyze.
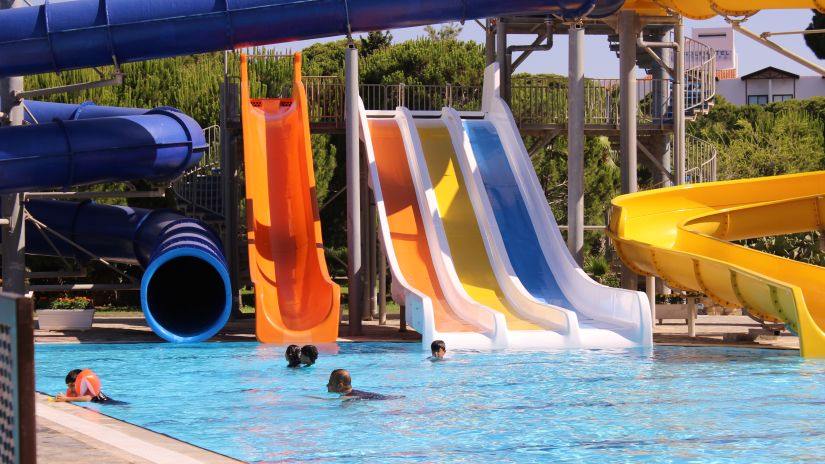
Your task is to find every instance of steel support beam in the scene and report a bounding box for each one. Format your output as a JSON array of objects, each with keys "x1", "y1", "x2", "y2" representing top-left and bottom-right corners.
[
  {"x1": 485, "y1": 18, "x2": 496, "y2": 66},
  {"x1": 220, "y1": 61, "x2": 241, "y2": 316},
  {"x1": 345, "y1": 41, "x2": 363, "y2": 335},
  {"x1": 619, "y1": 10, "x2": 638, "y2": 291},
  {"x1": 567, "y1": 21, "x2": 585, "y2": 266},
  {"x1": 673, "y1": 19, "x2": 685, "y2": 186},
  {"x1": 496, "y1": 19, "x2": 511, "y2": 105},
  {"x1": 729, "y1": 20, "x2": 825, "y2": 77},
  {"x1": 1, "y1": 0, "x2": 25, "y2": 295}
]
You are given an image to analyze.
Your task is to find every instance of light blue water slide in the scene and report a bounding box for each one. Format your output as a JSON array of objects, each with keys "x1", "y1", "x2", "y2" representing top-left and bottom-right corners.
[{"x1": 464, "y1": 121, "x2": 573, "y2": 310}]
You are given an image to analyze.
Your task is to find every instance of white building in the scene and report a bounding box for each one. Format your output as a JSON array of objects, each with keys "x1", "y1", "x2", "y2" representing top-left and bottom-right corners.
[
  {"x1": 716, "y1": 66, "x2": 825, "y2": 105},
  {"x1": 692, "y1": 26, "x2": 825, "y2": 105}
]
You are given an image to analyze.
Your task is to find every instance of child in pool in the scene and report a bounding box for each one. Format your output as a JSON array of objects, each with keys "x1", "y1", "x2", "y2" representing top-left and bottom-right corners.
[
  {"x1": 300, "y1": 345, "x2": 318, "y2": 366},
  {"x1": 428, "y1": 340, "x2": 447, "y2": 361},
  {"x1": 285, "y1": 344, "x2": 302, "y2": 368},
  {"x1": 55, "y1": 369, "x2": 111, "y2": 403}
]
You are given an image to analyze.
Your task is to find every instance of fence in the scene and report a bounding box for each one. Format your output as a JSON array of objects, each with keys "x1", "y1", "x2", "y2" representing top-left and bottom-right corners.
[{"x1": 0, "y1": 293, "x2": 35, "y2": 464}]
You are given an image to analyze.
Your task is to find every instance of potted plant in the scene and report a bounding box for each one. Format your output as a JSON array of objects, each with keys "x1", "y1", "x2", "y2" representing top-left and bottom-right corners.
[
  {"x1": 36, "y1": 296, "x2": 95, "y2": 331},
  {"x1": 654, "y1": 293, "x2": 691, "y2": 325}
]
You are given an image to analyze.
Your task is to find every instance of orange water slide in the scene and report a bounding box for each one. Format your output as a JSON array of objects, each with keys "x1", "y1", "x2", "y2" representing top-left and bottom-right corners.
[
  {"x1": 240, "y1": 53, "x2": 340, "y2": 343},
  {"x1": 367, "y1": 118, "x2": 481, "y2": 335}
]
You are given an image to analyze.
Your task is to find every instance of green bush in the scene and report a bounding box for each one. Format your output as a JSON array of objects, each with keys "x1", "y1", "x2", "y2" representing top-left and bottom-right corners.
[{"x1": 49, "y1": 296, "x2": 93, "y2": 310}]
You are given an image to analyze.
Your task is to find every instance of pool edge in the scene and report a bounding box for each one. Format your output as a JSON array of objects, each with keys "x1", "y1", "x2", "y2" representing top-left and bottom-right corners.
[{"x1": 35, "y1": 392, "x2": 245, "y2": 463}]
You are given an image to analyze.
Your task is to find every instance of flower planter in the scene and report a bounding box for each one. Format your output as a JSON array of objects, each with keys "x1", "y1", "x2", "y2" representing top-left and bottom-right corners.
[
  {"x1": 655, "y1": 303, "x2": 693, "y2": 324},
  {"x1": 36, "y1": 309, "x2": 95, "y2": 331}
]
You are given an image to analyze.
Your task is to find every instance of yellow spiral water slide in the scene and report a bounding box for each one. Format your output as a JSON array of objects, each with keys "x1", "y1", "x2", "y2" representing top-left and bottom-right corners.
[
  {"x1": 608, "y1": 172, "x2": 825, "y2": 357},
  {"x1": 623, "y1": 0, "x2": 825, "y2": 18}
]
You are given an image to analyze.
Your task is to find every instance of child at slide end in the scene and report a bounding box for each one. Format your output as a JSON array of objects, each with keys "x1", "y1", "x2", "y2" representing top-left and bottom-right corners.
[
  {"x1": 54, "y1": 368, "x2": 123, "y2": 404},
  {"x1": 428, "y1": 340, "x2": 447, "y2": 361},
  {"x1": 300, "y1": 345, "x2": 318, "y2": 367},
  {"x1": 285, "y1": 344, "x2": 302, "y2": 368}
]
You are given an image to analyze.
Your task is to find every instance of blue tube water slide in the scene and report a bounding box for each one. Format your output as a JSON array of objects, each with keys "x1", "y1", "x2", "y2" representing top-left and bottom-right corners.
[
  {"x1": 24, "y1": 199, "x2": 231, "y2": 343},
  {"x1": 23, "y1": 100, "x2": 148, "y2": 123},
  {"x1": 0, "y1": 0, "x2": 625, "y2": 78},
  {"x1": 13, "y1": 101, "x2": 229, "y2": 343},
  {"x1": 0, "y1": 106, "x2": 207, "y2": 193}
]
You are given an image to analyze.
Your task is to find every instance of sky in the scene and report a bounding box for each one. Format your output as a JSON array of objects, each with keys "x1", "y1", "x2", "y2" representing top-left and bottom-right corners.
[{"x1": 273, "y1": 9, "x2": 822, "y2": 79}]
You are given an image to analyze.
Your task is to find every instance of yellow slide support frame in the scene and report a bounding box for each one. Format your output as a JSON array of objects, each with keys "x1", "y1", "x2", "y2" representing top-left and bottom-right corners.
[{"x1": 608, "y1": 171, "x2": 825, "y2": 357}]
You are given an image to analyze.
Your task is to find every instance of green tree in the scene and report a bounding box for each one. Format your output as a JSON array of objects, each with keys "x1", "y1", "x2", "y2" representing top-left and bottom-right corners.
[
  {"x1": 423, "y1": 23, "x2": 463, "y2": 41},
  {"x1": 360, "y1": 31, "x2": 393, "y2": 58},
  {"x1": 805, "y1": 10, "x2": 825, "y2": 59}
]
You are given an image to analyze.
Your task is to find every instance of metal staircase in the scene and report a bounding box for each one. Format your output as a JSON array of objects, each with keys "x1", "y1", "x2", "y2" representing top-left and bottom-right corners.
[
  {"x1": 608, "y1": 33, "x2": 716, "y2": 120},
  {"x1": 171, "y1": 125, "x2": 225, "y2": 227}
]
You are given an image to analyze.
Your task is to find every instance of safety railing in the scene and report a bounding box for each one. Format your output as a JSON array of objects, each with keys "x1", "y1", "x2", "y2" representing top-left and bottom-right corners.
[
  {"x1": 300, "y1": 78, "x2": 677, "y2": 129},
  {"x1": 683, "y1": 36, "x2": 716, "y2": 117},
  {"x1": 170, "y1": 124, "x2": 224, "y2": 220},
  {"x1": 685, "y1": 133, "x2": 717, "y2": 184}
]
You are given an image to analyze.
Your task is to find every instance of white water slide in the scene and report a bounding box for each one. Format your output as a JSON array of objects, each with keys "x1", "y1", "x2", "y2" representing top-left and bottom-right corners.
[{"x1": 359, "y1": 64, "x2": 651, "y2": 350}]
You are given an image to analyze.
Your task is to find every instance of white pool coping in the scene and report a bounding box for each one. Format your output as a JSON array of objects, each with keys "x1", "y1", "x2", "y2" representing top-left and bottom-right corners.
[{"x1": 35, "y1": 393, "x2": 244, "y2": 463}]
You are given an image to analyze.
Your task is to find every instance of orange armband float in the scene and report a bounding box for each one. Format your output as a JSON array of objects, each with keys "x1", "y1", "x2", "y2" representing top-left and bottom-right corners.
[{"x1": 68, "y1": 368, "x2": 102, "y2": 397}]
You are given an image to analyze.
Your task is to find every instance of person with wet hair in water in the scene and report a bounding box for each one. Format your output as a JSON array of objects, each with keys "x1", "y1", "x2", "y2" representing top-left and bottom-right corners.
[
  {"x1": 285, "y1": 344, "x2": 302, "y2": 368},
  {"x1": 326, "y1": 369, "x2": 398, "y2": 401},
  {"x1": 300, "y1": 345, "x2": 318, "y2": 366}
]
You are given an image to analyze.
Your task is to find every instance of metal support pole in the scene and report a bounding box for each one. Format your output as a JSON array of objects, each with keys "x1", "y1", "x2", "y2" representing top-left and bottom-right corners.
[
  {"x1": 220, "y1": 63, "x2": 241, "y2": 316},
  {"x1": 485, "y1": 18, "x2": 496, "y2": 66},
  {"x1": 368, "y1": 192, "x2": 377, "y2": 319},
  {"x1": 567, "y1": 21, "x2": 585, "y2": 266},
  {"x1": 651, "y1": 28, "x2": 673, "y2": 188},
  {"x1": 496, "y1": 18, "x2": 510, "y2": 105},
  {"x1": 360, "y1": 165, "x2": 371, "y2": 321},
  {"x1": 378, "y1": 234, "x2": 387, "y2": 326},
  {"x1": 646, "y1": 275, "x2": 656, "y2": 324},
  {"x1": 345, "y1": 41, "x2": 363, "y2": 335},
  {"x1": 729, "y1": 20, "x2": 825, "y2": 77},
  {"x1": 619, "y1": 10, "x2": 638, "y2": 291},
  {"x1": 673, "y1": 18, "x2": 686, "y2": 186},
  {"x1": 1, "y1": 0, "x2": 26, "y2": 295},
  {"x1": 399, "y1": 305, "x2": 407, "y2": 332}
]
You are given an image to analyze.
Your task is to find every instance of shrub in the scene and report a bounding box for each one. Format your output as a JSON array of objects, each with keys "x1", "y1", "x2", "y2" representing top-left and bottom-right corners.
[{"x1": 49, "y1": 296, "x2": 93, "y2": 310}]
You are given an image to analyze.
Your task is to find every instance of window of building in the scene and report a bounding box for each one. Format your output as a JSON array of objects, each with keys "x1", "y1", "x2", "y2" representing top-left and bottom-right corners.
[
  {"x1": 773, "y1": 94, "x2": 794, "y2": 102},
  {"x1": 747, "y1": 95, "x2": 769, "y2": 105}
]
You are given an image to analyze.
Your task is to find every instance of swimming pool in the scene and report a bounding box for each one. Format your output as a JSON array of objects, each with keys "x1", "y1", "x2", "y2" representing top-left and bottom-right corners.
[{"x1": 36, "y1": 343, "x2": 825, "y2": 463}]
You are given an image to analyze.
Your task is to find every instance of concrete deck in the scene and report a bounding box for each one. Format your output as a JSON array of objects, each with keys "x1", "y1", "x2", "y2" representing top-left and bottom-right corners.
[
  {"x1": 33, "y1": 313, "x2": 799, "y2": 462},
  {"x1": 36, "y1": 393, "x2": 242, "y2": 464}
]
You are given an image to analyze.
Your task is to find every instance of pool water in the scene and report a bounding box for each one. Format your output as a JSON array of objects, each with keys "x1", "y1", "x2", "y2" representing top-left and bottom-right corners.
[{"x1": 36, "y1": 343, "x2": 825, "y2": 463}]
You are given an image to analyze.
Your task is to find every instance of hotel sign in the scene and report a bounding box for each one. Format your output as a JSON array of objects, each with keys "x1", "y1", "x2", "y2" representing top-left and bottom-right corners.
[{"x1": 693, "y1": 27, "x2": 737, "y2": 71}]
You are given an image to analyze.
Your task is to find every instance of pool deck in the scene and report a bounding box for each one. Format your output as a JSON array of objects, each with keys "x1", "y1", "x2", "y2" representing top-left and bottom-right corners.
[
  {"x1": 34, "y1": 312, "x2": 799, "y2": 351},
  {"x1": 33, "y1": 313, "x2": 799, "y2": 462}
]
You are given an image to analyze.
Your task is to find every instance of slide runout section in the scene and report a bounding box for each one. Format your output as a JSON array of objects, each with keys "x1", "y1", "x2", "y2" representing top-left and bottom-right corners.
[
  {"x1": 609, "y1": 171, "x2": 825, "y2": 356},
  {"x1": 483, "y1": 63, "x2": 653, "y2": 346},
  {"x1": 441, "y1": 109, "x2": 581, "y2": 341},
  {"x1": 241, "y1": 53, "x2": 340, "y2": 343},
  {"x1": 359, "y1": 106, "x2": 505, "y2": 349},
  {"x1": 458, "y1": 116, "x2": 649, "y2": 346},
  {"x1": 399, "y1": 111, "x2": 571, "y2": 348}
]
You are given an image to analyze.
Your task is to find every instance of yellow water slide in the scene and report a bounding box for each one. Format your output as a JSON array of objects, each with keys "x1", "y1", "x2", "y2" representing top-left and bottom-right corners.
[
  {"x1": 240, "y1": 53, "x2": 340, "y2": 343},
  {"x1": 623, "y1": 0, "x2": 824, "y2": 19},
  {"x1": 608, "y1": 171, "x2": 825, "y2": 357},
  {"x1": 415, "y1": 122, "x2": 545, "y2": 332}
]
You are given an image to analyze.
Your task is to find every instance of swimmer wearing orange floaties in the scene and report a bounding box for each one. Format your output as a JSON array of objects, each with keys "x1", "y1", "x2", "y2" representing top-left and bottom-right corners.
[{"x1": 54, "y1": 368, "x2": 112, "y2": 403}]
